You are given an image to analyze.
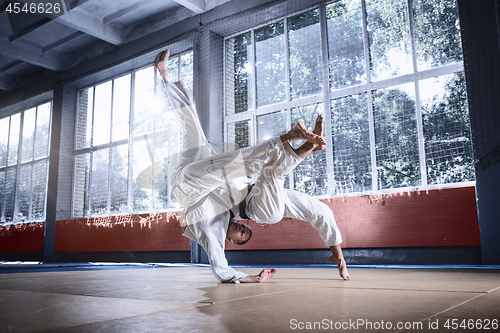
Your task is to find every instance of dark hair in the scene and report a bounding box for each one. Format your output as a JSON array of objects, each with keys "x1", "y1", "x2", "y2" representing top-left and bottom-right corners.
[{"x1": 237, "y1": 224, "x2": 252, "y2": 245}]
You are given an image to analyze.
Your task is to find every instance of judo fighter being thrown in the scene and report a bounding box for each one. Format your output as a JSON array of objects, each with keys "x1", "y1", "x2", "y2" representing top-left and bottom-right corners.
[{"x1": 154, "y1": 50, "x2": 350, "y2": 283}]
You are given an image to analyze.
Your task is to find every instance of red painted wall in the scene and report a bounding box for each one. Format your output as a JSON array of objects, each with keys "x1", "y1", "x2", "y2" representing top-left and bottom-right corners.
[
  {"x1": 228, "y1": 186, "x2": 480, "y2": 250},
  {"x1": 0, "y1": 223, "x2": 44, "y2": 252},
  {"x1": 54, "y1": 212, "x2": 190, "y2": 252},
  {"x1": 0, "y1": 187, "x2": 480, "y2": 253}
]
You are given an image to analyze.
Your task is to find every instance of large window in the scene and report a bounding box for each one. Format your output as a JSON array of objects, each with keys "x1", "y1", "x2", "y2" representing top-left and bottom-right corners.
[
  {"x1": 0, "y1": 102, "x2": 52, "y2": 224},
  {"x1": 73, "y1": 51, "x2": 193, "y2": 217},
  {"x1": 224, "y1": 0, "x2": 473, "y2": 197}
]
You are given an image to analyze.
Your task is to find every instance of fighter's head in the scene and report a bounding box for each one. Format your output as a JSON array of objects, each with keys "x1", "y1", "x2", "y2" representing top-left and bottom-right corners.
[{"x1": 226, "y1": 221, "x2": 252, "y2": 245}]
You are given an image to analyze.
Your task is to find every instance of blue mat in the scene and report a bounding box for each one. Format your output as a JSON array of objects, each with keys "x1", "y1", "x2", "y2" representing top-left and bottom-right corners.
[{"x1": 0, "y1": 261, "x2": 499, "y2": 274}]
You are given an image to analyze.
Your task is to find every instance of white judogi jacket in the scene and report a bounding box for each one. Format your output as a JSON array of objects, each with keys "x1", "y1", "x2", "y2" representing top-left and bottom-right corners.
[
  {"x1": 164, "y1": 80, "x2": 342, "y2": 283},
  {"x1": 182, "y1": 194, "x2": 248, "y2": 283}
]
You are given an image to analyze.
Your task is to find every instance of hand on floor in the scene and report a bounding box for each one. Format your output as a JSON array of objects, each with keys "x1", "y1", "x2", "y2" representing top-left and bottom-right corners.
[{"x1": 259, "y1": 268, "x2": 277, "y2": 282}]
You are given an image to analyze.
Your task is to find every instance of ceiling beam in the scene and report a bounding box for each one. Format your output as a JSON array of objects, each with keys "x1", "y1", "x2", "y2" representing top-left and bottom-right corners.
[
  {"x1": 55, "y1": 7, "x2": 124, "y2": 45},
  {"x1": 14, "y1": 0, "x2": 124, "y2": 45},
  {"x1": 6, "y1": 0, "x2": 88, "y2": 42},
  {"x1": 8, "y1": 18, "x2": 53, "y2": 43},
  {"x1": 41, "y1": 31, "x2": 85, "y2": 53},
  {"x1": 0, "y1": 37, "x2": 62, "y2": 71},
  {"x1": 173, "y1": 0, "x2": 206, "y2": 14},
  {"x1": 103, "y1": 0, "x2": 157, "y2": 24},
  {"x1": 0, "y1": 75, "x2": 20, "y2": 91},
  {"x1": 0, "y1": 61, "x2": 24, "y2": 74}
]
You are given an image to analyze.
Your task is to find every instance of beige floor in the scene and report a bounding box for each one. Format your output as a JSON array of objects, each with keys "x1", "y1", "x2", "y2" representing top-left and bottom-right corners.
[{"x1": 1, "y1": 264, "x2": 499, "y2": 332}]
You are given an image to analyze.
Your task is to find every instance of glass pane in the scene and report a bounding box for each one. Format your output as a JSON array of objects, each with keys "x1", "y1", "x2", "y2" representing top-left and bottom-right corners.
[
  {"x1": 421, "y1": 72, "x2": 474, "y2": 184},
  {"x1": 93, "y1": 81, "x2": 112, "y2": 146},
  {"x1": 180, "y1": 52, "x2": 194, "y2": 96},
  {"x1": 134, "y1": 66, "x2": 155, "y2": 136},
  {"x1": 291, "y1": 103, "x2": 328, "y2": 196},
  {"x1": 91, "y1": 149, "x2": 109, "y2": 215},
  {"x1": 8, "y1": 113, "x2": 20, "y2": 166},
  {"x1": 0, "y1": 118, "x2": 9, "y2": 167},
  {"x1": 76, "y1": 87, "x2": 93, "y2": 149},
  {"x1": 152, "y1": 135, "x2": 170, "y2": 211},
  {"x1": 3, "y1": 168, "x2": 16, "y2": 222},
  {"x1": 168, "y1": 56, "x2": 179, "y2": 82},
  {"x1": 413, "y1": 0, "x2": 462, "y2": 71},
  {"x1": 226, "y1": 32, "x2": 253, "y2": 115},
  {"x1": 373, "y1": 83, "x2": 420, "y2": 189},
  {"x1": 154, "y1": 130, "x2": 181, "y2": 173},
  {"x1": 154, "y1": 77, "x2": 175, "y2": 133},
  {"x1": 327, "y1": 0, "x2": 366, "y2": 90},
  {"x1": 366, "y1": 0, "x2": 413, "y2": 81},
  {"x1": 132, "y1": 139, "x2": 153, "y2": 212},
  {"x1": 112, "y1": 74, "x2": 131, "y2": 142},
  {"x1": 256, "y1": 21, "x2": 286, "y2": 107},
  {"x1": 0, "y1": 171, "x2": 4, "y2": 223},
  {"x1": 288, "y1": 9, "x2": 322, "y2": 100},
  {"x1": 227, "y1": 120, "x2": 250, "y2": 149},
  {"x1": 34, "y1": 102, "x2": 51, "y2": 160},
  {"x1": 155, "y1": 125, "x2": 183, "y2": 210},
  {"x1": 110, "y1": 144, "x2": 129, "y2": 214},
  {"x1": 32, "y1": 160, "x2": 47, "y2": 220},
  {"x1": 18, "y1": 164, "x2": 31, "y2": 222},
  {"x1": 21, "y1": 108, "x2": 36, "y2": 162},
  {"x1": 73, "y1": 153, "x2": 90, "y2": 217},
  {"x1": 257, "y1": 110, "x2": 287, "y2": 143},
  {"x1": 331, "y1": 93, "x2": 372, "y2": 194}
]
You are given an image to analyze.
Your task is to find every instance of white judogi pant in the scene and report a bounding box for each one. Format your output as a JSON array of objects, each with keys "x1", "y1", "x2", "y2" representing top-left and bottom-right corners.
[{"x1": 164, "y1": 81, "x2": 342, "y2": 247}]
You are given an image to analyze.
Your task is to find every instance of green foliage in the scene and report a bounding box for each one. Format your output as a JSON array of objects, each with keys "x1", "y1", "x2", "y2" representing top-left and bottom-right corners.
[
  {"x1": 292, "y1": 103, "x2": 328, "y2": 196},
  {"x1": 326, "y1": 0, "x2": 366, "y2": 88},
  {"x1": 257, "y1": 110, "x2": 287, "y2": 142},
  {"x1": 366, "y1": 0, "x2": 413, "y2": 79},
  {"x1": 232, "y1": 121, "x2": 249, "y2": 149},
  {"x1": 233, "y1": 32, "x2": 252, "y2": 113},
  {"x1": 180, "y1": 52, "x2": 194, "y2": 95},
  {"x1": 326, "y1": 1, "x2": 348, "y2": 18},
  {"x1": 255, "y1": 21, "x2": 284, "y2": 42},
  {"x1": 332, "y1": 93, "x2": 372, "y2": 193},
  {"x1": 413, "y1": 0, "x2": 463, "y2": 67},
  {"x1": 255, "y1": 22, "x2": 287, "y2": 107},
  {"x1": 373, "y1": 86, "x2": 420, "y2": 189},
  {"x1": 423, "y1": 72, "x2": 474, "y2": 184},
  {"x1": 225, "y1": 0, "x2": 472, "y2": 195},
  {"x1": 289, "y1": 9, "x2": 323, "y2": 99}
]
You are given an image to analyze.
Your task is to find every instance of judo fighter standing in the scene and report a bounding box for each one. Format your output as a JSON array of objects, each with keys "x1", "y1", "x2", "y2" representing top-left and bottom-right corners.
[{"x1": 154, "y1": 50, "x2": 350, "y2": 283}]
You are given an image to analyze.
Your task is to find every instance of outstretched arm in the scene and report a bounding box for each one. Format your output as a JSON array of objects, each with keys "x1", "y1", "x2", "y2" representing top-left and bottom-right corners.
[
  {"x1": 200, "y1": 234, "x2": 249, "y2": 283},
  {"x1": 238, "y1": 268, "x2": 277, "y2": 283}
]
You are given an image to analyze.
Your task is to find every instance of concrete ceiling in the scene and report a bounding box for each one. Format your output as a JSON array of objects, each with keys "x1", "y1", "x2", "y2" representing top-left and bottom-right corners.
[{"x1": 0, "y1": 0, "x2": 231, "y2": 92}]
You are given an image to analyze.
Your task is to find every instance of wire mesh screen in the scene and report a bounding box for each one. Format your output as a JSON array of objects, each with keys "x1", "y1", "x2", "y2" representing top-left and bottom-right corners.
[
  {"x1": 421, "y1": 72, "x2": 474, "y2": 184},
  {"x1": 73, "y1": 51, "x2": 192, "y2": 217},
  {"x1": 222, "y1": 0, "x2": 473, "y2": 198},
  {"x1": 67, "y1": 0, "x2": 475, "y2": 220},
  {"x1": 373, "y1": 83, "x2": 420, "y2": 190},
  {"x1": 0, "y1": 101, "x2": 52, "y2": 224},
  {"x1": 331, "y1": 93, "x2": 372, "y2": 195},
  {"x1": 291, "y1": 103, "x2": 328, "y2": 196}
]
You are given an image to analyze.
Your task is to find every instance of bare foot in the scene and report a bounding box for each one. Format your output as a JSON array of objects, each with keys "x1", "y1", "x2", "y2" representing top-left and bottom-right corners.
[
  {"x1": 290, "y1": 122, "x2": 326, "y2": 145},
  {"x1": 311, "y1": 113, "x2": 327, "y2": 151},
  {"x1": 154, "y1": 49, "x2": 170, "y2": 82},
  {"x1": 329, "y1": 254, "x2": 351, "y2": 281}
]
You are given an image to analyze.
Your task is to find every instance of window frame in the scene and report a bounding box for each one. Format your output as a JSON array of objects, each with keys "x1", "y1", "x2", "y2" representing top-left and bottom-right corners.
[
  {"x1": 0, "y1": 100, "x2": 53, "y2": 224},
  {"x1": 72, "y1": 50, "x2": 193, "y2": 218},
  {"x1": 223, "y1": 0, "x2": 474, "y2": 198}
]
